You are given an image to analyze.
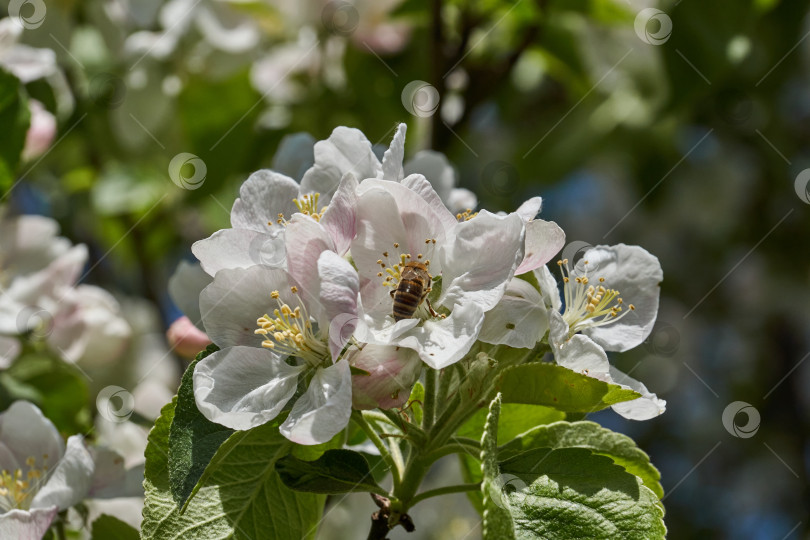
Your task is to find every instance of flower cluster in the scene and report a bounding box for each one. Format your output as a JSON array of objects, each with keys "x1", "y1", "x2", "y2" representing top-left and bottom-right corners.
[
  {"x1": 0, "y1": 401, "x2": 138, "y2": 537},
  {"x1": 191, "y1": 124, "x2": 665, "y2": 445},
  {"x1": 0, "y1": 212, "x2": 131, "y2": 369}
]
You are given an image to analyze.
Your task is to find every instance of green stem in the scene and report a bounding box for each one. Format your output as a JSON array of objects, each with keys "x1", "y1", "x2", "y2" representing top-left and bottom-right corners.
[
  {"x1": 353, "y1": 411, "x2": 401, "y2": 491},
  {"x1": 436, "y1": 367, "x2": 454, "y2": 413},
  {"x1": 422, "y1": 368, "x2": 437, "y2": 430},
  {"x1": 422, "y1": 438, "x2": 480, "y2": 462},
  {"x1": 409, "y1": 483, "x2": 482, "y2": 507}
]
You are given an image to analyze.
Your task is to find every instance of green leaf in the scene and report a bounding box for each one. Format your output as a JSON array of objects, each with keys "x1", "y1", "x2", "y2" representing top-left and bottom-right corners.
[
  {"x1": 497, "y1": 363, "x2": 640, "y2": 413},
  {"x1": 276, "y1": 449, "x2": 386, "y2": 495},
  {"x1": 168, "y1": 345, "x2": 234, "y2": 509},
  {"x1": 459, "y1": 404, "x2": 565, "y2": 514},
  {"x1": 499, "y1": 421, "x2": 664, "y2": 500},
  {"x1": 499, "y1": 448, "x2": 666, "y2": 539},
  {"x1": 142, "y1": 397, "x2": 325, "y2": 539},
  {"x1": 459, "y1": 404, "x2": 566, "y2": 445},
  {"x1": 90, "y1": 514, "x2": 139, "y2": 540},
  {"x1": 480, "y1": 393, "x2": 516, "y2": 540},
  {"x1": 1, "y1": 354, "x2": 90, "y2": 434},
  {"x1": 0, "y1": 68, "x2": 30, "y2": 193}
]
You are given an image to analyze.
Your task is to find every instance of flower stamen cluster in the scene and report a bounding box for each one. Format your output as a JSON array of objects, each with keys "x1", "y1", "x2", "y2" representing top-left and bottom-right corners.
[
  {"x1": 456, "y1": 208, "x2": 478, "y2": 221},
  {"x1": 558, "y1": 258, "x2": 635, "y2": 337},
  {"x1": 255, "y1": 288, "x2": 328, "y2": 366},
  {"x1": 0, "y1": 455, "x2": 49, "y2": 511}
]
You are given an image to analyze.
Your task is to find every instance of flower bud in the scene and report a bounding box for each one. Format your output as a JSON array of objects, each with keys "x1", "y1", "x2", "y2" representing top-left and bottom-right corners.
[
  {"x1": 22, "y1": 100, "x2": 56, "y2": 161},
  {"x1": 348, "y1": 344, "x2": 422, "y2": 410},
  {"x1": 167, "y1": 316, "x2": 212, "y2": 359}
]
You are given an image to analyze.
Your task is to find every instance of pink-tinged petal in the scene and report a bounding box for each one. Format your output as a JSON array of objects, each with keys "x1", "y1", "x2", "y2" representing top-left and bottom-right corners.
[
  {"x1": 575, "y1": 244, "x2": 663, "y2": 352},
  {"x1": 167, "y1": 316, "x2": 212, "y2": 359},
  {"x1": 31, "y1": 435, "x2": 94, "y2": 511},
  {"x1": 403, "y1": 150, "x2": 455, "y2": 203},
  {"x1": 319, "y1": 172, "x2": 358, "y2": 256},
  {"x1": 479, "y1": 278, "x2": 549, "y2": 349},
  {"x1": 284, "y1": 214, "x2": 335, "y2": 306},
  {"x1": 230, "y1": 170, "x2": 300, "y2": 232},
  {"x1": 439, "y1": 211, "x2": 525, "y2": 311},
  {"x1": 280, "y1": 359, "x2": 352, "y2": 445},
  {"x1": 192, "y1": 228, "x2": 286, "y2": 276},
  {"x1": 318, "y1": 251, "x2": 359, "y2": 361},
  {"x1": 514, "y1": 219, "x2": 565, "y2": 275},
  {"x1": 400, "y1": 174, "x2": 459, "y2": 231},
  {"x1": 609, "y1": 366, "x2": 667, "y2": 420},
  {"x1": 380, "y1": 123, "x2": 407, "y2": 181},
  {"x1": 395, "y1": 302, "x2": 485, "y2": 369},
  {"x1": 48, "y1": 285, "x2": 131, "y2": 367},
  {"x1": 194, "y1": 346, "x2": 304, "y2": 430},
  {"x1": 300, "y1": 127, "x2": 382, "y2": 204},
  {"x1": 348, "y1": 345, "x2": 422, "y2": 410},
  {"x1": 200, "y1": 265, "x2": 295, "y2": 349},
  {"x1": 515, "y1": 196, "x2": 543, "y2": 221},
  {"x1": 0, "y1": 507, "x2": 58, "y2": 540},
  {"x1": 22, "y1": 100, "x2": 56, "y2": 161},
  {"x1": 353, "y1": 179, "x2": 450, "y2": 284}
]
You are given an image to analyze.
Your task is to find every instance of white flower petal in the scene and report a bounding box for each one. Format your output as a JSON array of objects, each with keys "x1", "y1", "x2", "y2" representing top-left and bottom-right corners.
[
  {"x1": 534, "y1": 265, "x2": 562, "y2": 312},
  {"x1": 0, "y1": 336, "x2": 20, "y2": 369},
  {"x1": 284, "y1": 215, "x2": 335, "y2": 307},
  {"x1": 230, "y1": 169, "x2": 300, "y2": 232},
  {"x1": 300, "y1": 127, "x2": 381, "y2": 205},
  {"x1": 200, "y1": 265, "x2": 294, "y2": 348},
  {"x1": 514, "y1": 219, "x2": 565, "y2": 275},
  {"x1": 48, "y1": 285, "x2": 132, "y2": 366},
  {"x1": 0, "y1": 401, "x2": 64, "y2": 472},
  {"x1": 395, "y1": 302, "x2": 485, "y2": 369},
  {"x1": 317, "y1": 251, "x2": 359, "y2": 361},
  {"x1": 0, "y1": 507, "x2": 58, "y2": 540},
  {"x1": 194, "y1": 346, "x2": 304, "y2": 431},
  {"x1": 319, "y1": 172, "x2": 358, "y2": 256},
  {"x1": 403, "y1": 150, "x2": 455, "y2": 203},
  {"x1": 608, "y1": 366, "x2": 667, "y2": 420},
  {"x1": 168, "y1": 260, "x2": 213, "y2": 328},
  {"x1": 446, "y1": 188, "x2": 477, "y2": 214},
  {"x1": 552, "y1": 332, "x2": 612, "y2": 377},
  {"x1": 192, "y1": 228, "x2": 285, "y2": 276},
  {"x1": 271, "y1": 132, "x2": 316, "y2": 181},
  {"x1": 381, "y1": 123, "x2": 406, "y2": 181},
  {"x1": 576, "y1": 244, "x2": 663, "y2": 352},
  {"x1": 353, "y1": 179, "x2": 449, "y2": 282},
  {"x1": 515, "y1": 196, "x2": 543, "y2": 221},
  {"x1": 400, "y1": 174, "x2": 459, "y2": 231},
  {"x1": 280, "y1": 359, "x2": 352, "y2": 445},
  {"x1": 0, "y1": 214, "x2": 69, "y2": 279},
  {"x1": 479, "y1": 278, "x2": 548, "y2": 349},
  {"x1": 31, "y1": 435, "x2": 94, "y2": 511},
  {"x1": 439, "y1": 211, "x2": 525, "y2": 311}
]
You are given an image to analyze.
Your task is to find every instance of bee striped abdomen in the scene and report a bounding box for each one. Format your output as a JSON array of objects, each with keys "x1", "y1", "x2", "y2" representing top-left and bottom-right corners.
[
  {"x1": 393, "y1": 280, "x2": 424, "y2": 321},
  {"x1": 392, "y1": 261, "x2": 431, "y2": 322}
]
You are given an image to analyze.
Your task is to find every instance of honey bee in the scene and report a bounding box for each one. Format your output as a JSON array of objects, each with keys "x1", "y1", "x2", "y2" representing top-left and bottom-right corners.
[{"x1": 391, "y1": 261, "x2": 437, "y2": 321}]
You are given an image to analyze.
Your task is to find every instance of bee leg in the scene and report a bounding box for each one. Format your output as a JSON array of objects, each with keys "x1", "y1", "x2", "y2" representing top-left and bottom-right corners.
[
  {"x1": 389, "y1": 290, "x2": 396, "y2": 298},
  {"x1": 426, "y1": 298, "x2": 440, "y2": 318}
]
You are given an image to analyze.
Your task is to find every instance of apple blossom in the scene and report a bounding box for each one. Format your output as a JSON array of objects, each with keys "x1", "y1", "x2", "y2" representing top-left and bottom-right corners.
[{"x1": 0, "y1": 213, "x2": 131, "y2": 367}]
